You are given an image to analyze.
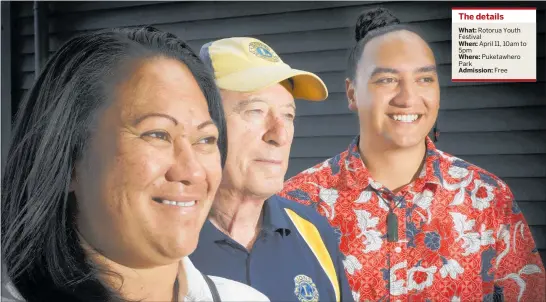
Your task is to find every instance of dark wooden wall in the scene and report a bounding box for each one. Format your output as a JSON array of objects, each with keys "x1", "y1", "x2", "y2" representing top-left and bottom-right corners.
[{"x1": 8, "y1": 1, "x2": 546, "y2": 264}]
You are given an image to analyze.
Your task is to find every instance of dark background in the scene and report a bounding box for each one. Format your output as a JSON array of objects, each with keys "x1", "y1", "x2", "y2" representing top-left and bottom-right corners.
[{"x1": 1, "y1": 1, "x2": 545, "y2": 265}]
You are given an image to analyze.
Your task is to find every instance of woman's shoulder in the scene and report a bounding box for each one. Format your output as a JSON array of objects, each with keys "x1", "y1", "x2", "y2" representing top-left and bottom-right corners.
[
  {"x1": 182, "y1": 257, "x2": 269, "y2": 302},
  {"x1": 1, "y1": 280, "x2": 25, "y2": 301},
  {"x1": 209, "y1": 275, "x2": 270, "y2": 301}
]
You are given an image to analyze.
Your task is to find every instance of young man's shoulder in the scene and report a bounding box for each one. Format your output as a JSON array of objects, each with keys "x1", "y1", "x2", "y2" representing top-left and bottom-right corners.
[
  {"x1": 281, "y1": 151, "x2": 348, "y2": 200},
  {"x1": 437, "y1": 148, "x2": 511, "y2": 192},
  {"x1": 288, "y1": 151, "x2": 348, "y2": 180}
]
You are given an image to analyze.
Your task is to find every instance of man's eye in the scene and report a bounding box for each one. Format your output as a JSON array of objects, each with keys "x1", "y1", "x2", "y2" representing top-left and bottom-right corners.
[
  {"x1": 248, "y1": 109, "x2": 264, "y2": 114},
  {"x1": 375, "y1": 77, "x2": 397, "y2": 84},
  {"x1": 197, "y1": 136, "x2": 217, "y2": 145},
  {"x1": 418, "y1": 77, "x2": 435, "y2": 83},
  {"x1": 142, "y1": 131, "x2": 171, "y2": 142}
]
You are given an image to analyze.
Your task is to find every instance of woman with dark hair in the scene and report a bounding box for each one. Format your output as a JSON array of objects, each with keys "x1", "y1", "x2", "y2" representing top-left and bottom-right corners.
[{"x1": 1, "y1": 27, "x2": 269, "y2": 302}]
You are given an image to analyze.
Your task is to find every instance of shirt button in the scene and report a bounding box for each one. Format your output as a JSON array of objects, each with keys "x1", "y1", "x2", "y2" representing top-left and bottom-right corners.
[{"x1": 395, "y1": 247, "x2": 402, "y2": 253}]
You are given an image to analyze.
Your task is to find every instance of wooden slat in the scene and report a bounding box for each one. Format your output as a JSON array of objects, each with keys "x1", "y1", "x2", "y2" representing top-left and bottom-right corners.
[
  {"x1": 21, "y1": 54, "x2": 39, "y2": 73},
  {"x1": 503, "y1": 178, "x2": 546, "y2": 202},
  {"x1": 21, "y1": 38, "x2": 58, "y2": 55},
  {"x1": 24, "y1": 2, "x2": 543, "y2": 41},
  {"x1": 16, "y1": 89, "x2": 29, "y2": 106},
  {"x1": 446, "y1": 1, "x2": 546, "y2": 10},
  {"x1": 21, "y1": 1, "x2": 544, "y2": 20},
  {"x1": 18, "y1": 19, "x2": 452, "y2": 55},
  {"x1": 293, "y1": 107, "x2": 546, "y2": 137},
  {"x1": 15, "y1": 2, "x2": 33, "y2": 17},
  {"x1": 287, "y1": 154, "x2": 546, "y2": 180},
  {"x1": 519, "y1": 202, "x2": 546, "y2": 226},
  {"x1": 437, "y1": 107, "x2": 546, "y2": 132},
  {"x1": 17, "y1": 1, "x2": 172, "y2": 17},
  {"x1": 19, "y1": 15, "x2": 452, "y2": 55},
  {"x1": 438, "y1": 84, "x2": 546, "y2": 110},
  {"x1": 531, "y1": 226, "x2": 546, "y2": 249},
  {"x1": 459, "y1": 155, "x2": 546, "y2": 178},
  {"x1": 290, "y1": 131, "x2": 546, "y2": 158},
  {"x1": 18, "y1": 1, "x2": 379, "y2": 36},
  {"x1": 49, "y1": 1, "x2": 172, "y2": 15},
  {"x1": 434, "y1": 131, "x2": 546, "y2": 156},
  {"x1": 20, "y1": 31, "x2": 546, "y2": 72},
  {"x1": 21, "y1": 73, "x2": 34, "y2": 90},
  {"x1": 295, "y1": 84, "x2": 546, "y2": 117}
]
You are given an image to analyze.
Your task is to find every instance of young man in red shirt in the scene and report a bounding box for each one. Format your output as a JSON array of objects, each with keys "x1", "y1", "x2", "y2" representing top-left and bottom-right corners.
[{"x1": 280, "y1": 8, "x2": 545, "y2": 302}]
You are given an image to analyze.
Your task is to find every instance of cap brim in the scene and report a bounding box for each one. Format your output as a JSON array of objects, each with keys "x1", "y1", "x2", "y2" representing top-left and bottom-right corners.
[{"x1": 215, "y1": 64, "x2": 328, "y2": 101}]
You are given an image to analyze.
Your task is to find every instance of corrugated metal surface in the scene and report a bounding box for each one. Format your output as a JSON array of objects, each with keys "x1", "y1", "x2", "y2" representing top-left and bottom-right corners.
[{"x1": 10, "y1": 1, "x2": 546, "y2": 264}]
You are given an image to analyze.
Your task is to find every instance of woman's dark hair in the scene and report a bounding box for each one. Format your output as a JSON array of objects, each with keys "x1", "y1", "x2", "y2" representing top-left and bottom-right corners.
[
  {"x1": 347, "y1": 7, "x2": 420, "y2": 81},
  {"x1": 1, "y1": 26, "x2": 227, "y2": 302}
]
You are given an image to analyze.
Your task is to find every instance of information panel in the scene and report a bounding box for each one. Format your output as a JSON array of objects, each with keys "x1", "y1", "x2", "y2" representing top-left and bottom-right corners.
[{"x1": 452, "y1": 8, "x2": 537, "y2": 82}]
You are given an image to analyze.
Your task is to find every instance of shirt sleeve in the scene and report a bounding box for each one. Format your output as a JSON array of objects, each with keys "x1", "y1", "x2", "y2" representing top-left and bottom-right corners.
[{"x1": 493, "y1": 183, "x2": 546, "y2": 301}]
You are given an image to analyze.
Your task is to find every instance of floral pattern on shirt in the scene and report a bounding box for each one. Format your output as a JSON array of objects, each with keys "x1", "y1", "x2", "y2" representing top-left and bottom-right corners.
[{"x1": 280, "y1": 136, "x2": 545, "y2": 301}]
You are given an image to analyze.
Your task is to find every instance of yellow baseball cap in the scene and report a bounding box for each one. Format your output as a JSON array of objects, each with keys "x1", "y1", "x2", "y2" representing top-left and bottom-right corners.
[{"x1": 199, "y1": 37, "x2": 328, "y2": 101}]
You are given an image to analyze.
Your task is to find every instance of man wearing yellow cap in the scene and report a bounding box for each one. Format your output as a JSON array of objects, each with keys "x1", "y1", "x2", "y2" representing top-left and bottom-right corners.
[{"x1": 189, "y1": 37, "x2": 353, "y2": 302}]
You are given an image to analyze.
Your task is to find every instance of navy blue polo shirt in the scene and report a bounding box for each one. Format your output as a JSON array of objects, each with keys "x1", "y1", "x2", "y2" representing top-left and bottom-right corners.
[{"x1": 189, "y1": 195, "x2": 353, "y2": 302}]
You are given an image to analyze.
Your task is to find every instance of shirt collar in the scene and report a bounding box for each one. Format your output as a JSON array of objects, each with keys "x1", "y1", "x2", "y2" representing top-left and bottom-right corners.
[
  {"x1": 181, "y1": 257, "x2": 214, "y2": 301},
  {"x1": 342, "y1": 135, "x2": 443, "y2": 193},
  {"x1": 262, "y1": 196, "x2": 292, "y2": 236},
  {"x1": 201, "y1": 218, "x2": 226, "y2": 243},
  {"x1": 202, "y1": 196, "x2": 292, "y2": 242}
]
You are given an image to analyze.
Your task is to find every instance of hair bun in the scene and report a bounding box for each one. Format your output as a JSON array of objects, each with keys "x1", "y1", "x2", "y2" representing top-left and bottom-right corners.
[{"x1": 355, "y1": 8, "x2": 401, "y2": 42}]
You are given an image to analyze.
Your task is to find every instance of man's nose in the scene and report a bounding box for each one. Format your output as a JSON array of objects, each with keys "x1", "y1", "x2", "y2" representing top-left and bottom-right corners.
[
  {"x1": 262, "y1": 114, "x2": 289, "y2": 147},
  {"x1": 392, "y1": 79, "x2": 419, "y2": 108}
]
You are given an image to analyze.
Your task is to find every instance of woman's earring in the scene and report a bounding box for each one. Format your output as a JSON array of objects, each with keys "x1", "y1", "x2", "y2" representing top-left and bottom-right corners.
[{"x1": 348, "y1": 100, "x2": 358, "y2": 111}]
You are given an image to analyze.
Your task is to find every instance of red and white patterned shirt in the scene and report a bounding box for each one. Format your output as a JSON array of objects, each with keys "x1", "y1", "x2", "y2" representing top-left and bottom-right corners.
[{"x1": 280, "y1": 136, "x2": 545, "y2": 302}]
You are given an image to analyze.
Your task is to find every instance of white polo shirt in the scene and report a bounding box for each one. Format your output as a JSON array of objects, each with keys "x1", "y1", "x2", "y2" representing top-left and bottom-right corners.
[
  {"x1": 1, "y1": 257, "x2": 269, "y2": 302},
  {"x1": 182, "y1": 256, "x2": 269, "y2": 301}
]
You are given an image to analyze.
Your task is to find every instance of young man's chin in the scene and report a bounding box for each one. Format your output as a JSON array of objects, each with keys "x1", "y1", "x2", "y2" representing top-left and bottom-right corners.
[{"x1": 386, "y1": 134, "x2": 428, "y2": 150}]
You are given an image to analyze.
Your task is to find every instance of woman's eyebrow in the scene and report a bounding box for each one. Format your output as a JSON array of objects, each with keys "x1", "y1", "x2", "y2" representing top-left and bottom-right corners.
[
  {"x1": 197, "y1": 120, "x2": 216, "y2": 130},
  {"x1": 132, "y1": 113, "x2": 178, "y2": 126}
]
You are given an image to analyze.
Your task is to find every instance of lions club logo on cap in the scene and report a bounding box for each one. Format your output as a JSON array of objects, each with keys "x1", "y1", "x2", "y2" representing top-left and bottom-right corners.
[
  {"x1": 294, "y1": 274, "x2": 319, "y2": 302},
  {"x1": 248, "y1": 41, "x2": 280, "y2": 63}
]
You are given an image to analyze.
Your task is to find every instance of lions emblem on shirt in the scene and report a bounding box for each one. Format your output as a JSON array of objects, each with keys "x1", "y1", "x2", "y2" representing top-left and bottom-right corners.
[{"x1": 294, "y1": 274, "x2": 319, "y2": 302}]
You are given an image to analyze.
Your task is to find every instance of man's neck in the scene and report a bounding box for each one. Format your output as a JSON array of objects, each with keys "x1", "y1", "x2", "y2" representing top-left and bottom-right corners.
[
  {"x1": 359, "y1": 135, "x2": 427, "y2": 193},
  {"x1": 209, "y1": 188, "x2": 267, "y2": 250}
]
